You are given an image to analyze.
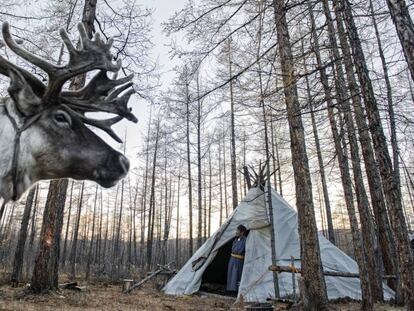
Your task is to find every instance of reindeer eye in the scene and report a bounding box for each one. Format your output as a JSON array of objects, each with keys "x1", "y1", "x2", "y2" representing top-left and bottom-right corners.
[
  {"x1": 54, "y1": 114, "x2": 67, "y2": 123},
  {"x1": 54, "y1": 112, "x2": 70, "y2": 125}
]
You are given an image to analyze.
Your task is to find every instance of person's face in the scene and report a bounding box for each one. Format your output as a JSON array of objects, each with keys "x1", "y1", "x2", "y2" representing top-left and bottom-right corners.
[{"x1": 236, "y1": 229, "x2": 242, "y2": 237}]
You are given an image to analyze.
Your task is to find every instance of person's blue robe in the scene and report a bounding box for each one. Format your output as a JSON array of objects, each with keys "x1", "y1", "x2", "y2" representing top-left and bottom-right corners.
[{"x1": 227, "y1": 236, "x2": 246, "y2": 291}]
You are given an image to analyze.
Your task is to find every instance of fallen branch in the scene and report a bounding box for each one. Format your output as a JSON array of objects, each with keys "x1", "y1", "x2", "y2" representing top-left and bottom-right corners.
[
  {"x1": 59, "y1": 282, "x2": 86, "y2": 291},
  {"x1": 59, "y1": 282, "x2": 78, "y2": 289},
  {"x1": 123, "y1": 262, "x2": 175, "y2": 294}
]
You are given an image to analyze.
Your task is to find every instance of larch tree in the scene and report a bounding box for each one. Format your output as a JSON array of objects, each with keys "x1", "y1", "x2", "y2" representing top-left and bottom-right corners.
[
  {"x1": 339, "y1": 0, "x2": 414, "y2": 308},
  {"x1": 272, "y1": 0, "x2": 328, "y2": 309},
  {"x1": 10, "y1": 186, "x2": 36, "y2": 285},
  {"x1": 384, "y1": 0, "x2": 414, "y2": 82},
  {"x1": 332, "y1": 0, "x2": 401, "y2": 298}
]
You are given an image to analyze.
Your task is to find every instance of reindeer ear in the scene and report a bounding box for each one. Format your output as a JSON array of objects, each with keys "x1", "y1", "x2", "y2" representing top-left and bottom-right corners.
[{"x1": 8, "y1": 68, "x2": 42, "y2": 116}]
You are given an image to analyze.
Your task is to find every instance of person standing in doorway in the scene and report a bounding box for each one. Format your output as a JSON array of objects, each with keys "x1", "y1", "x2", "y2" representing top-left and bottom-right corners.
[{"x1": 227, "y1": 225, "x2": 247, "y2": 293}]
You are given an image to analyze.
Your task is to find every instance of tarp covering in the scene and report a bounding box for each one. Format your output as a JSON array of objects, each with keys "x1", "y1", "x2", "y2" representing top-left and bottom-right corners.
[{"x1": 163, "y1": 187, "x2": 394, "y2": 302}]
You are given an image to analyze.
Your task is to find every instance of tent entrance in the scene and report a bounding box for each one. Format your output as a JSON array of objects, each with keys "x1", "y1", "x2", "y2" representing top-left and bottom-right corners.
[
  {"x1": 202, "y1": 237, "x2": 234, "y2": 285},
  {"x1": 200, "y1": 237, "x2": 234, "y2": 294},
  {"x1": 200, "y1": 231, "x2": 249, "y2": 295}
]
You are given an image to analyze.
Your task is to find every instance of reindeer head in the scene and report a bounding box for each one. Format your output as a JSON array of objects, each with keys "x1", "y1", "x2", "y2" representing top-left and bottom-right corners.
[{"x1": 0, "y1": 23, "x2": 138, "y2": 200}]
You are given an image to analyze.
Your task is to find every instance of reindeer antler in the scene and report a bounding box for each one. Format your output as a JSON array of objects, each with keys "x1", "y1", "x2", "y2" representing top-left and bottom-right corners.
[
  {"x1": 62, "y1": 71, "x2": 137, "y2": 122},
  {"x1": 2, "y1": 22, "x2": 122, "y2": 104},
  {"x1": 0, "y1": 22, "x2": 137, "y2": 142},
  {"x1": 0, "y1": 36, "x2": 46, "y2": 97}
]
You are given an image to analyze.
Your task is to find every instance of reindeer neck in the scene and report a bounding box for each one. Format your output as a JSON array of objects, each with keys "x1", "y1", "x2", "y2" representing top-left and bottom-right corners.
[{"x1": 0, "y1": 99, "x2": 33, "y2": 201}]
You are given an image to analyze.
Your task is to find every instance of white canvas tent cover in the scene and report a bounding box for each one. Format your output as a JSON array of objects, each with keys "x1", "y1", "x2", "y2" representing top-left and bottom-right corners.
[{"x1": 163, "y1": 187, "x2": 394, "y2": 302}]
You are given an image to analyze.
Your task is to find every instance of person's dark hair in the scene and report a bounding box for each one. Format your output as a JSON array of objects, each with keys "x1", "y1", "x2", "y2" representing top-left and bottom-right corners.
[{"x1": 237, "y1": 225, "x2": 247, "y2": 233}]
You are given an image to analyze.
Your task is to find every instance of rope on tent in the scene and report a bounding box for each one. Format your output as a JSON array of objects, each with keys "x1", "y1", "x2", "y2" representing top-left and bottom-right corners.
[{"x1": 241, "y1": 192, "x2": 265, "y2": 204}]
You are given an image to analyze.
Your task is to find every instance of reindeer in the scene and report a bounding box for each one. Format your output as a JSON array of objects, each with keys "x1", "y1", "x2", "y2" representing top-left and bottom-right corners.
[{"x1": 0, "y1": 22, "x2": 138, "y2": 202}]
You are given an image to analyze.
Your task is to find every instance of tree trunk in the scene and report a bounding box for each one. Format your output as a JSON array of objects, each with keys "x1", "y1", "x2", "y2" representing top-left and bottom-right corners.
[
  {"x1": 131, "y1": 179, "x2": 138, "y2": 265},
  {"x1": 61, "y1": 180, "x2": 74, "y2": 268},
  {"x1": 127, "y1": 178, "x2": 134, "y2": 268},
  {"x1": 369, "y1": 0, "x2": 401, "y2": 192},
  {"x1": 308, "y1": 3, "x2": 373, "y2": 308},
  {"x1": 140, "y1": 110, "x2": 152, "y2": 266},
  {"x1": 10, "y1": 186, "x2": 36, "y2": 285},
  {"x1": 384, "y1": 0, "x2": 414, "y2": 82},
  {"x1": 227, "y1": 39, "x2": 238, "y2": 210},
  {"x1": 112, "y1": 175, "x2": 125, "y2": 279},
  {"x1": 341, "y1": 90, "x2": 382, "y2": 301},
  {"x1": 304, "y1": 55, "x2": 335, "y2": 246},
  {"x1": 69, "y1": 181, "x2": 84, "y2": 279},
  {"x1": 272, "y1": 0, "x2": 328, "y2": 309},
  {"x1": 176, "y1": 174, "x2": 181, "y2": 267},
  {"x1": 319, "y1": 0, "x2": 381, "y2": 301},
  {"x1": 96, "y1": 188, "x2": 103, "y2": 267},
  {"x1": 208, "y1": 149, "x2": 212, "y2": 237},
  {"x1": 147, "y1": 121, "x2": 160, "y2": 268},
  {"x1": 161, "y1": 145, "x2": 169, "y2": 265},
  {"x1": 333, "y1": 0, "x2": 401, "y2": 297},
  {"x1": 203, "y1": 163, "x2": 207, "y2": 242},
  {"x1": 110, "y1": 186, "x2": 119, "y2": 264},
  {"x1": 30, "y1": 179, "x2": 68, "y2": 293},
  {"x1": 242, "y1": 131, "x2": 247, "y2": 196},
  {"x1": 86, "y1": 185, "x2": 98, "y2": 280},
  {"x1": 256, "y1": 7, "x2": 280, "y2": 295},
  {"x1": 219, "y1": 138, "x2": 223, "y2": 226},
  {"x1": 196, "y1": 73, "x2": 203, "y2": 248},
  {"x1": 102, "y1": 197, "x2": 110, "y2": 271},
  {"x1": 185, "y1": 69, "x2": 194, "y2": 257},
  {"x1": 223, "y1": 133, "x2": 229, "y2": 218},
  {"x1": 270, "y1": 116, "x2": 277, "y2": 190},
  {"x1": 339, "y1": 0, "x2": 414, "y2": 308},
  {"x1": 26, "y1": 184, "x2": 39, "y2": 276},
  {"x1": 275, "y1": 133, "x2": 283, "y2": 196}
]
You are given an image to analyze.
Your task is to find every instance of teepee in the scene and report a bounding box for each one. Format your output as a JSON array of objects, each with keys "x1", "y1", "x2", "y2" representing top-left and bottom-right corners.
[{"x1": 163, "y1": 186, "x2": 394, "y2": 302}]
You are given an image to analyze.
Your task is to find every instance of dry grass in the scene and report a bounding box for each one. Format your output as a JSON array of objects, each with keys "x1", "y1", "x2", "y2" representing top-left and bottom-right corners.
[
  {"x1": 0, "y1": 283, "x2": 234, "y2": 311},
  {"x1": 0, "y1": 282, "x2": 405, "y2": 311}
]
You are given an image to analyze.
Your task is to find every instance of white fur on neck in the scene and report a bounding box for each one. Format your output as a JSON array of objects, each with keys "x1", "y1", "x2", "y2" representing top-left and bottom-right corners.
[{"x1": 0, "y1": 98, "x2": 36, "y2": 202}]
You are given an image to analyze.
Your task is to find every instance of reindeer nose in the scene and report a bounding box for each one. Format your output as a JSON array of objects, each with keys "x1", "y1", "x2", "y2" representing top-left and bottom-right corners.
[{"x1": 118, "y1": 155, "x2": 130, "y2": 175}]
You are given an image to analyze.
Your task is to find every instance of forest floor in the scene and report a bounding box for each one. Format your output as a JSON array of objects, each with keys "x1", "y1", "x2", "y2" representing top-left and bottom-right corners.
[{"x1": 0, "y1": 282, "x2": 405, "y2": 311}]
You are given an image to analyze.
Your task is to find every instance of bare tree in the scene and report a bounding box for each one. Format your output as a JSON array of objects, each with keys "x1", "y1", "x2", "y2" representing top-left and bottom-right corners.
[
  {"x1": 384, "y1": 0, "x2": 414, "y2": 82},
  {"x1": 30, "y1": 179, "x2": 68, "y2": 293},
  {"x1": 339, "y1": 0, "x2": 414, "y2": 308},
  {"x1": 272, "y1": 0, "x2": 328, "y2": 308},
  {"x1": 10, "y1": 186, "x2": 36, "y2": 285}
]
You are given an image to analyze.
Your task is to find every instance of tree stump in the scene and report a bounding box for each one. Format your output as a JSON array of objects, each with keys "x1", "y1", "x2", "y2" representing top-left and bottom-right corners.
[{"x1": 122, "y1": 279, "x2": 134, "y2": 292}]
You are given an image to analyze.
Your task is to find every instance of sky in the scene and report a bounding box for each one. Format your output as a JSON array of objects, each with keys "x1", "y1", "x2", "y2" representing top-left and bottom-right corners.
[{"x1": 113, "y1": 0, "x2": 187, "y2": 165}]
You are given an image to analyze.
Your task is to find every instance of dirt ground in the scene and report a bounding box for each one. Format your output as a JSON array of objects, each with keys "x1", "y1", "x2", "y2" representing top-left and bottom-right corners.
[
  {"x1": 1, "y1": 283, "x2": 232, "y2": 311},
  {"x1": 0, "y1": 283, "x2": 405, "y2": 311}
]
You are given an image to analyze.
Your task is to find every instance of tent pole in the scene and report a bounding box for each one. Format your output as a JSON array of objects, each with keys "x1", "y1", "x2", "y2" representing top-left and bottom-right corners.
[
  {"x1": 264, "y1": 142, "x2": 280, "y2": 299},
  {"x1": 258, "y1": 56, "x2": 280, "y2": 302},
  {"x1": 256, "y1": 0, "x2": 279, "y2": 298}
]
